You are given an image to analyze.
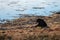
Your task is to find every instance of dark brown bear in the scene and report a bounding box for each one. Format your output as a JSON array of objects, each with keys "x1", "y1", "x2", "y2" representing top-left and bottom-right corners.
[{"x1": 36, "y1": 19, "x2": 49, "y2": 28}]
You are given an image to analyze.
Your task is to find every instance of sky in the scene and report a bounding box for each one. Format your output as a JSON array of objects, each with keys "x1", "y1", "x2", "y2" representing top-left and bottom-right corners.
[{"x1": 0, "y1": 0, "x2": 60, "y2": 19}]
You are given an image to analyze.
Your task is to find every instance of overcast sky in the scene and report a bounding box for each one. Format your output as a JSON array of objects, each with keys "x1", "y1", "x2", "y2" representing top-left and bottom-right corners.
[{"x1": 0, "y1": 0, "x2": 60, "y2": 19}]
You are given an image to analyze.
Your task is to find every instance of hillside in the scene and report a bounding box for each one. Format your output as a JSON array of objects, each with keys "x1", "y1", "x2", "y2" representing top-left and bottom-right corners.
[{"x1": 0, "y1": 13, "x2": 60, "y2": 40}]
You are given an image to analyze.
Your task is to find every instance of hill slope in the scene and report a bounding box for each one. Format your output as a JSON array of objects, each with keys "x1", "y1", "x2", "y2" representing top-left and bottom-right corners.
[{"x1": 0, "y1": 13, "x2": 60, "y2": 40}]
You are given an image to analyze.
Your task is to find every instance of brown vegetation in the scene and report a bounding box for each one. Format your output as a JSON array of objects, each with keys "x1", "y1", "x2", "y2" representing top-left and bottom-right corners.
[{"x1": 0, "y1": 13, "x2": 60, "y2": 40}]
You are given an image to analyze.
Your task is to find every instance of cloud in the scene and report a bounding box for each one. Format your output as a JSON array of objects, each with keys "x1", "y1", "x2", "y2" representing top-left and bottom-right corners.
[
  {"x1": 0, "y1": 0, "x2": 49, "y2": 10},
  {"x1": 0, "y1": 0, "x2": 60, "y2": 16}
]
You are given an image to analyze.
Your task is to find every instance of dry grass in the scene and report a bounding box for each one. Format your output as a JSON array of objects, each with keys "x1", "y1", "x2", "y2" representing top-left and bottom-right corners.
[
  {"x1": 0, "y1": 27, "x2": 60, "y2": 40},
  {"x1": 0, "y1": 13, "x2": 60, "y2": 40}
]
